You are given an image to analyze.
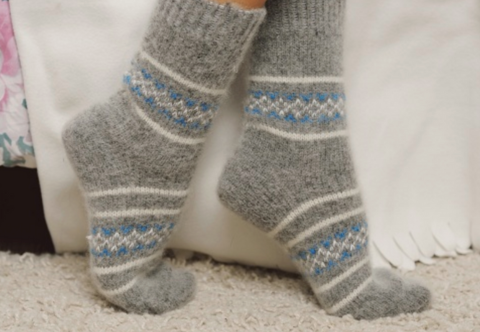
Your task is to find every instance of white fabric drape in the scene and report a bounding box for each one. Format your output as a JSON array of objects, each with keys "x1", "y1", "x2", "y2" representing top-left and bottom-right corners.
[
  {"x1": 10, "y1": 0, "x2": 480, "y2": 272},
  {"x1": 344, "y1": 0, "x2": 480, "y2": 269}
]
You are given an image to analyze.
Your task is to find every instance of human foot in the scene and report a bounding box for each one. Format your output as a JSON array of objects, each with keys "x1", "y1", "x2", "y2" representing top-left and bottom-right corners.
[
  {"x1": 62, "y1": 0, "x2": 265, "y2": 314},
  {"x1": 218, "y1": 0, "x2": 431, "y2": 319}
]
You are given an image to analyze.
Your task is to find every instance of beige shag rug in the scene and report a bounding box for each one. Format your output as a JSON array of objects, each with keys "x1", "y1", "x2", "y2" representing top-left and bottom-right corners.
[{"x1": 1, "y1": 251, "x2": 480, "y2": 332}]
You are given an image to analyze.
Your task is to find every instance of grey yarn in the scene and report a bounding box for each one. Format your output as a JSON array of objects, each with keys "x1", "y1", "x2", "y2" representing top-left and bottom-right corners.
[
  {"x1": 218, "y1": 0, "x2": 431, "y2": 320},
  {"x1": 62, "y1": 0, "x2": 265, "y2": 315}
]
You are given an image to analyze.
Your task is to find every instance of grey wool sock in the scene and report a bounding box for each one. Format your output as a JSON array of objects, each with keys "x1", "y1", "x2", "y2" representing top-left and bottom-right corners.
[
  {"x1": 218, "y1": 0, "x2": 431, "y2": 320},
  {"x1": 62, "y1": 0, "x2": 265, "y2": 315}
]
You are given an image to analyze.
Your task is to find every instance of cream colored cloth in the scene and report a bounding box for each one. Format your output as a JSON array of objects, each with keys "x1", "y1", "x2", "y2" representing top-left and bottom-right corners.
[{"x1": 344, "y1": 0, "x2": 480, "y2": 268}]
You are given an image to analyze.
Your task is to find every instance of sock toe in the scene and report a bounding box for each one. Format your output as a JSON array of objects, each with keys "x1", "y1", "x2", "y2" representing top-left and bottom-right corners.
[
  {"x1": 109, "y1": 262, "x2": 196, "y2": 315},
  {"x1": 334, "y1": 268, "x2": 431, "y2": 320},
  {"x1": 373, "y1": 268, "x2": 431, "y2": 315},
  {"x1": 402, "y1": 276, "x2": 432, "y2": 313}
]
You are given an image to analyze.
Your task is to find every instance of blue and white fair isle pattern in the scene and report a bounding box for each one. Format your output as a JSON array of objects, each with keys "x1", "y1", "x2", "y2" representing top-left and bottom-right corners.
[
  {"x1": 124, "y1": 65, "x2": 218, "y2": 131},
  {"x1": 291, "y1": 221, "x2": 368, "y2": 277},
  {"x1": 245, "y1": 90, "x2": 345, "y2": 124},
  {"x1": 89, "y1": 222, "x2": 176, "y2": 258}
]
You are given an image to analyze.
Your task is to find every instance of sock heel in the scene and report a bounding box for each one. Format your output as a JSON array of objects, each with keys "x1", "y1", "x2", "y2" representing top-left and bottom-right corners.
[{"x1": 217, "y1": 162, "x2": 245, "y2": 217}]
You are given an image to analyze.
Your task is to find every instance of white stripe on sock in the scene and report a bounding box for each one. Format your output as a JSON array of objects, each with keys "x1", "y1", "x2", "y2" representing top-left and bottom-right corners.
[
  {"x1": 98, "y1": 276, "x2": 140, "y2": 297},
  {"x1": 87, "y1": 187, "x2": 188, "y2": 198},
  {"x1": 91, "y1": 252, "x2": 163, "y2": 276},
  {"x1": 327, "y1": 276, "x2": 373, "y2": 314},
  {"x1": 287, "y1": 207, "x2": 365, "y2": 248},
  {"x1": 93, "y1": 208, "x2": 180, "y2": 219},
  {"x1": 134, "y1": 104, "x2": 206, "y2": 145},
  {"x1": 140, "y1": 51, "x2": 226, "y2": 96},
  {"x1": 268, "y1": 189, "x2": 360, "y2": 238},
  {"x1": 249, "y1": 75, "x2": 343, "y2": 84},
  {"x1": 247, "y1": 123, "x2": 348, "y2": 141},
  {"x1": 315, "y1": 257, "x2": 370, "y2": 294}
]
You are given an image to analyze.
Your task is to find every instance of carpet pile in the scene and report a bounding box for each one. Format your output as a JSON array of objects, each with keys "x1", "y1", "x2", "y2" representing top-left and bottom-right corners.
[{"x1": 1, "y1": 251, "x2": 479, "y2": 331}]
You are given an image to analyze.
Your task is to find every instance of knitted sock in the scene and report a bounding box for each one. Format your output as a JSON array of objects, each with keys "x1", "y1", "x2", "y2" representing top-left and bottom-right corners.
[
  {"x1": 218, "y1": 0, "x2": 431, "y2": 320},
  {"x1": 62, "y1": 0, "x2": 265, "y2": 314}
]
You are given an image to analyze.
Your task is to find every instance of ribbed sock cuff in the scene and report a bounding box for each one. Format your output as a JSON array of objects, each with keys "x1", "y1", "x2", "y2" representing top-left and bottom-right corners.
[
  {"x1": 251, "y1": 0, "x2": 345, "y2": 79},
  {"x1": 265, "y1": 0, "x2": 345, "y2": 35},
  {"x1": 158, "y1": 0, "x2": 266, "y2": 44},
  {"x1": 141, "y1": 0, "x2": 266, "y2": 90}
]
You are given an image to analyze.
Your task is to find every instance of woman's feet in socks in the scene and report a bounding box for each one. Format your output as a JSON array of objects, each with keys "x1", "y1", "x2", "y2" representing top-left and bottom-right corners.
[
  {"x1": 62, "y1": 0, "x2": 265, "y2": 314},
  {"x1": 218, "y1": 0, "x2": 431, "y2": 320}
]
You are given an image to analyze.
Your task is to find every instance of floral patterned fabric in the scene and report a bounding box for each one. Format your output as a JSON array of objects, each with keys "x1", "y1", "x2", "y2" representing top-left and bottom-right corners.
[{"x1": 0, "y1": 0, "x2": 35, "y2": 167}]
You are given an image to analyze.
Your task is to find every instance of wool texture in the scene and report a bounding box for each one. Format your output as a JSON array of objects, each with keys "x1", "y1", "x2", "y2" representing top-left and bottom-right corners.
[
  {"x1": 62, "y1": 0, "x2": 265, "y2": 314},
  {"x1": 218, "y1": 0, "x2": 431, "y2": 320}
]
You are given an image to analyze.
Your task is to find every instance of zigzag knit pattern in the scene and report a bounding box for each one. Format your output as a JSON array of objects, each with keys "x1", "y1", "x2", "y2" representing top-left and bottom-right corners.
[
  {"x1": 291, "y1": 221, "x2": 368, "y2": 277},
  {"x1": 124, "y1": 65, "x2": 218, "y2": 131},
  {"x1": 88, "y1": 222, "x2": 175, "y2": 258},
  {"x1": 245, "y1": 90, "x2": 346, "y2": 124}
]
